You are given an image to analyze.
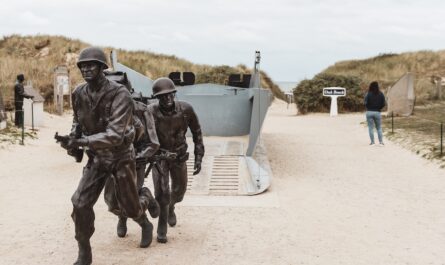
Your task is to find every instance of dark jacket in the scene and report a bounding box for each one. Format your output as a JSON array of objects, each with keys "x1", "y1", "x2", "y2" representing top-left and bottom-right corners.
[
  {"x1": 147, "y1": 100, "x2": 204, "y2": 162},
  {"x1": 364, "y1": 92, "x2": 385, "y2": 112},
  {"x1": 14, "y1": 82, "x2": 33, "y2": 106},
  {"x1": 71, "y1": 78, "x2": 135, "y2": 158}
]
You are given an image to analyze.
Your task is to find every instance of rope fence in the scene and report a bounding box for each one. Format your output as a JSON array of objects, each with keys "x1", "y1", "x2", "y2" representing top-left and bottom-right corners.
[{"x1": 387, "y1": 112, "x2": 443, "y2": 156}]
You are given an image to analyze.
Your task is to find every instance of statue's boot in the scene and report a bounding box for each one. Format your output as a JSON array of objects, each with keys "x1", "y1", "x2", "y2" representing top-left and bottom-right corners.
[
  {"x1": 157, "y1": 205, "x2": 168, "y2": 243},
  {"x1": 147, "y1": 190, "x2": 160, "y2": 218},
  {"x1": 168, "y1": 204, "x2": 177, "y2": 227},
  {"x1": 117, "y1": 216, "x2": 127, "y2": 238},
  {"x1": 73, "y1": 241, "x2": 92, "y2": 265},
  {"x1": 140, "y1": 187, "x2": 160, "y2": 218},
  {"x1": 134, "y1": 214, "x2": 153, "y2": 248}
]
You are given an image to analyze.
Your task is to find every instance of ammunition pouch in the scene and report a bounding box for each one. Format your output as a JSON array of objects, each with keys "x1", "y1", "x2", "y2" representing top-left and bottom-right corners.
[
  {"x1": 177, "y1": 152, "x2": 189, "y2": 163},
  {"x1": 160, "y1": 150, "x2": 177, "y2": 161}
]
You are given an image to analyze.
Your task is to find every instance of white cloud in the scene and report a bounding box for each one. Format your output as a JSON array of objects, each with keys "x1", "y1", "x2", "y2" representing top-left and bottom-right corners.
[
  {"x1": 172, "y1": 32, "x2": 192, "y2": 42},
  {"x1": 19, "y1": 11, "x2": 49, "y2": 26},
  {"x1": 1, "y1": 0, "x2": 445, "y2": 80}
]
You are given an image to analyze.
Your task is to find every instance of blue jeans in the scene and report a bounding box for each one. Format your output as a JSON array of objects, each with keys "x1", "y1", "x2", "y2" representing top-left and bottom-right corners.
[{"x1": 366, "y1": 111, "x2": 383, "y2": 144}]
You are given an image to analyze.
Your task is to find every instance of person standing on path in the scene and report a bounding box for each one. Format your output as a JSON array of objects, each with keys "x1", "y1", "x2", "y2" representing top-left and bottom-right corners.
[
  {"x1": 14, "y1": 74, "x2": 33, "y2": 127},
  {"x1": 364, "y1": 81, "x2": 386, "y2": 146}
]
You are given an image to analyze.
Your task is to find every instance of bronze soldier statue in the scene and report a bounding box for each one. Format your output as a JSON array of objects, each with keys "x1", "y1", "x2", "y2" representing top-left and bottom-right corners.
[
  {"x1": 148, "y1": 77, "x2": 204, "y2": 243},
  {"x1": 14, "y1": 74, "x2": 33, "y2": 127},
  {"x1": 102, "y1": 70, "x2": 160, "y2": 238},
  {"x1": 59, "y1": 47, "x2": 155, "y2": 265}
]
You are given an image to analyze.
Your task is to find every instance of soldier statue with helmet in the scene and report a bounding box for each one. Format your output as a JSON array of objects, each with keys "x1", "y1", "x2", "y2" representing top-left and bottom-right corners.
[
  {"x1": 102, "y1": 70, "x2": 161, "y2": 238},
  {"x1": 56, "y1": 47, "x2": 157, "y2": 265},
  {"x1": 147, "y1": 77, "x2": 204, "y2": 243}
]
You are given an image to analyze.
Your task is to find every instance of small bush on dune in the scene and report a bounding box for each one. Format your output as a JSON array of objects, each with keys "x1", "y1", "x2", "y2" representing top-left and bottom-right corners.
[{"x1": 293, "y1": 73, "x2": 365, "y2": 114}]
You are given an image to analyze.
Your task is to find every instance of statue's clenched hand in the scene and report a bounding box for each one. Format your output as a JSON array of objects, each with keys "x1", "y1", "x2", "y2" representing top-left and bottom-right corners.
[{"x1": 193, "y1": 160, "x2": 202, "y2": 175}]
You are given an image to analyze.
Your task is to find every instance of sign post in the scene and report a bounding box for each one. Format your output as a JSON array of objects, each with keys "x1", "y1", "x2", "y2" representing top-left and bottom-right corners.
[
  {"x1": 54, "y1": 65, "x2": 70, "y2": 115},
  {"x1": 323, "y1": 87, "x2": 346, "y2": 116}
]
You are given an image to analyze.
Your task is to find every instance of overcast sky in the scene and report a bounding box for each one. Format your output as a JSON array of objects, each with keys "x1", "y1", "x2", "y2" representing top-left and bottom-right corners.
[{"x1": 1, "y1": 0, "x2": 445, "y2": 81}]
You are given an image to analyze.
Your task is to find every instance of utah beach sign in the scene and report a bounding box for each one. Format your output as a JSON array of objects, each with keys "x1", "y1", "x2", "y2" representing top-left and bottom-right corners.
[{"x1": 323, "y1": 87, "x2": 346, "y2": 116}]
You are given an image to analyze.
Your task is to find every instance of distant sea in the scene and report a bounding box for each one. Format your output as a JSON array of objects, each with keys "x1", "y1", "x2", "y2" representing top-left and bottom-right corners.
[{"x1": 276, "y1": 81, "x2": 299, "y2": 94}]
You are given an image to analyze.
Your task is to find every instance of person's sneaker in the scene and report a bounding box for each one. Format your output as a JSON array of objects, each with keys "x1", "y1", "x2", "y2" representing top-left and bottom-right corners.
[
  {"x1": 378, "y1": 143, "x2": 385, "y2": 147},
  {"x1": 369, "y1": 143, "x2": 375, "y2": 146}
]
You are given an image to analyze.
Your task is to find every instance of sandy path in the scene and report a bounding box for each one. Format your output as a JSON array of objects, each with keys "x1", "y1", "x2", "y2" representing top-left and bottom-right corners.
[{"x1": 1, "y1": 101, "x2": 444, "y2": 265}]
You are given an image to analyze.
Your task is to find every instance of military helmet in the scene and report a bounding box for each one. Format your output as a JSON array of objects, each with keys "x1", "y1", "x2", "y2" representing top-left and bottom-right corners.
[
  {"x1": 152, "y1": 77, "x2": 177, "y2": 97},
  {"x1": 77, "y1": 47, "x2": 109, "y2": 69}
]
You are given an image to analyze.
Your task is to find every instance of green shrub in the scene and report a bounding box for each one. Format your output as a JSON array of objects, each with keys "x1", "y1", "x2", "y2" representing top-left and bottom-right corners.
[{"x1": 293, "y1": 73, "x2": 365, "y2": 114}]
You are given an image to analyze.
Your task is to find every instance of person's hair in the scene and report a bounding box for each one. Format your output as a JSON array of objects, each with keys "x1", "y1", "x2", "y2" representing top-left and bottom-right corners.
[
  {"x1": 16, "y1": 74, "x2": 25, "y2": 82},
  {"x1": 369, "y1": 81, "x2": 379, "y2": 95}
]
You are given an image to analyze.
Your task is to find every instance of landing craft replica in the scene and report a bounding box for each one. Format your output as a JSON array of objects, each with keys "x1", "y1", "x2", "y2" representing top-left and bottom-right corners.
[{"x1": 111, "y1": 50, "x2": 272, "y2": 195}]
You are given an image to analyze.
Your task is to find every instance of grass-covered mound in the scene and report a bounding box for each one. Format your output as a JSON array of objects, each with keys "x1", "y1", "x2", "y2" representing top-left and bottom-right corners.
[
  {"x1": 322, "y1": 51, "x2": 445, "y2": 102},
  {"x1": 0, "y1": 34, "x2": 284, "y2": 111}
]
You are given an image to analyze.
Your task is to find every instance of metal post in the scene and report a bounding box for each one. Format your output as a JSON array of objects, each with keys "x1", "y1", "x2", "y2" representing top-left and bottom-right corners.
[
  {"x1": 21, "y1": 109, "x2": 24, "y2": 145},
  {"x1": 58, "y1": 86, "x2": 64, "y2": 115},
  {"x1": 31, "y1": 101, "x2": 34, "y2": 131},
  {"x1": 441, "y1": 123, "x2": 443, "y2": 156},
  {"x1": 391, "y1": 112, "x2": 394, "y2": 133}
]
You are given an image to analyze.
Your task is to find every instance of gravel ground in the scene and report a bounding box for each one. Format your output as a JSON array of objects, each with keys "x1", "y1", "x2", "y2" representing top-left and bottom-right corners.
[{"x1": 0, "y1": 100, "x2": 444, "y2": 265}]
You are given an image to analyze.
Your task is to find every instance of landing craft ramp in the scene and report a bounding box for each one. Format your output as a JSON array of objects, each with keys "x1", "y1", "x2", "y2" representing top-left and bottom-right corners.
[{"x1": 111, "y1": 51, "x2": 272, "y2": 195}]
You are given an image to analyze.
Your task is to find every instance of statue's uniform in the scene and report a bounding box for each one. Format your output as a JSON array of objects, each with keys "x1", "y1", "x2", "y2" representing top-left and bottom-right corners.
[
  {"x1": 103, "y1": 100, "x2": 160, "y2": 215},
  {"x1": 133, "y1": 101, "x2": 160, "y2": 189},
  {"x1": 14, "y1": 82, "x2": 32, "y2": 126},
  {"x1": 70, "y1": 78, "x2": 149, "y2": 243},
  {"x1": 148, "y1": 100, "x2": 204, "y2": 228}
]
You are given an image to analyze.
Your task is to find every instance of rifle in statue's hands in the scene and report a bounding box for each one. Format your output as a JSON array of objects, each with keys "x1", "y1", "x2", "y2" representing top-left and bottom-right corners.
[
  {"x1": 54, "y1": 132, "x2": 84, "y2": 163},
  {"x1": 138, "y1": 151, "x2": 177, "y2": 164},
  {"x1": 143, "y1": 151, "x2": 177, "y2": 178},
  {"x1": 54, "y1": 132, "x2": 70, "y2": 149}
]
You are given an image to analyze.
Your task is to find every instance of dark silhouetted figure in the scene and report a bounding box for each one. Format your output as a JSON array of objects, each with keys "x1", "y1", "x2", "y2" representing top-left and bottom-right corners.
[{"x1": 14, "y1": 74, "x2": 33, "y2": 127}]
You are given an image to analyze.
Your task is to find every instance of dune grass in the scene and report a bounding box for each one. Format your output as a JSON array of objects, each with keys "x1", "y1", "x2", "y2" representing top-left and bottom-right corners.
[
  {"x1": 322, "y1": 51, "x2": 445, "y2": 102},
  {"x1": 0, "y1": 119, "x2": 38, "y2": 146},
  {"x1": 0, "y1": 34, "x2": 284, "y2": 111}
]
